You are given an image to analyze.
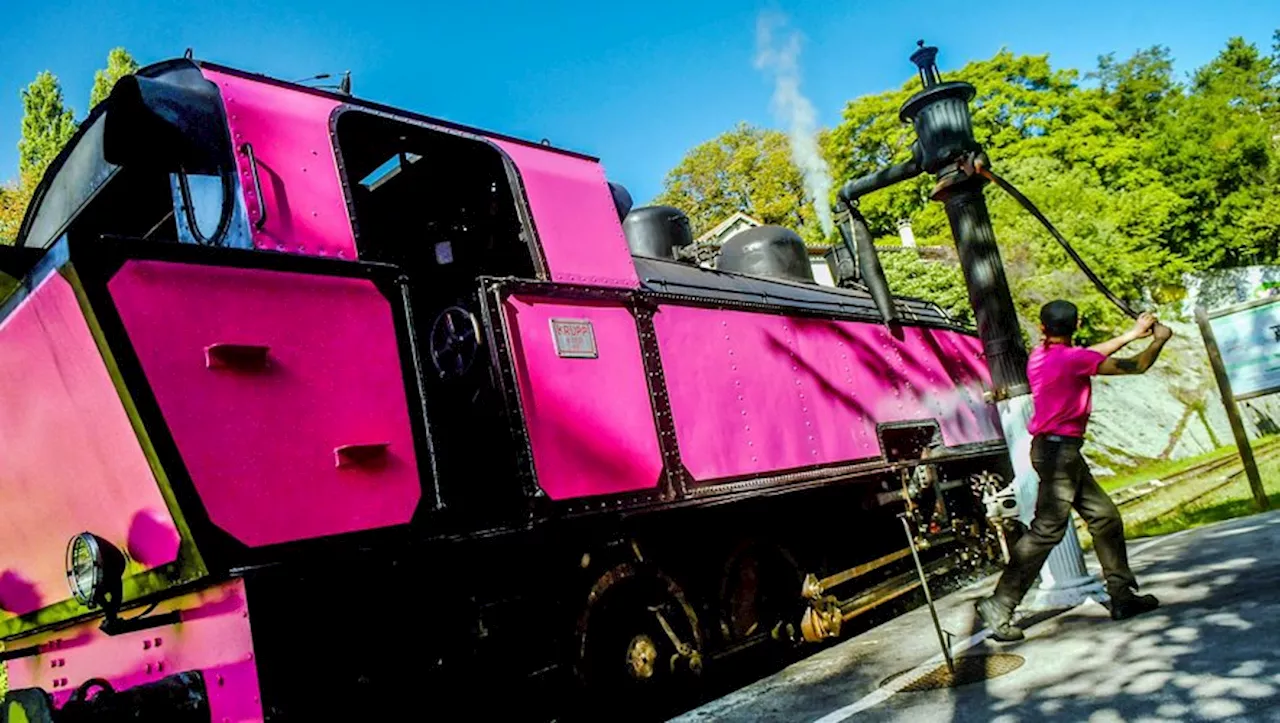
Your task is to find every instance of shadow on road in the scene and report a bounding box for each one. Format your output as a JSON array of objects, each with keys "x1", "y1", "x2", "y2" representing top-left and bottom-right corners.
[{"x1": 680, "y1": 511, "x2": 1280, "y2": 723}]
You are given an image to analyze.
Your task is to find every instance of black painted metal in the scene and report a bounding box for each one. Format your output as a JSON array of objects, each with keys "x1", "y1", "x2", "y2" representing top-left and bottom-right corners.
[
  {"x1": 631, "y1": 257, "x2": 956, "y2": 329},
  {"x1": 622, "y1": 205, "x2": 693, "y2": 260},
  {"x1": 843, "y1": 202, "x2": 899, "y2": 326},
  {"x1": 239, "y1": 142, "x2": 268, "y2": 231},
  {"x1": 932, "y1": 176, "x2": 1029, "y2": 396},
  {"x1": 0, "y1": 688, "x2": 55, "y2": 723},
  {"x1": 903, "y1": 43, "x2": 1027, "y2": 397},
  {"x1": 830, "y1": 214, "x2": 860, "y2": 283},
  {"x1": 398, "y1": 276, "x2": 447, "y2": 512},
  {"x1": 832, "y1": 42, "x2": 1029, "y2": 399},
  {"x1": 479, "y1": 279, "x2": 542, "y2": 501},
  {"x1": 0, "y1": 245, "x2": 47, "y2": 279},
  {"x1": 837, "y1": 152, "x2": 923, "y2": 202},
  {"x1": 717, "y1": 226, "x2": 815, "y2": 284},
  {"x1": 608, "y1": 182, "x2": 634, "y2": 221},
  {"x1": 0, "y1": 644, "x2": 40, "y2": 663},
  {"x1": 631, "y1": 300, "x2": 687, "y2": 499}
]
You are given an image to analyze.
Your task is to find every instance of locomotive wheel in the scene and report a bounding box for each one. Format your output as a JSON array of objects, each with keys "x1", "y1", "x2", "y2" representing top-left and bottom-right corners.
[{"x1": 578, "y1": 565, "x2": 700, "y2": 718}]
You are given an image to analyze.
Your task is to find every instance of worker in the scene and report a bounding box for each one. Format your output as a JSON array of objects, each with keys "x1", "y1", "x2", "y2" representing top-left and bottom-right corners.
[{"x1": 976, "y1": 301, "x2": 1173, "y2": 641}]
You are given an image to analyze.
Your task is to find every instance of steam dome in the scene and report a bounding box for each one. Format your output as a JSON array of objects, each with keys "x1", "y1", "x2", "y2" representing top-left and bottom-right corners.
[
  {"x1": 718, "y1": 226, "x2": 815, "y2": 284},
  {"x1": 622, "y1": 206, "x2": 693, "y2": 260}
]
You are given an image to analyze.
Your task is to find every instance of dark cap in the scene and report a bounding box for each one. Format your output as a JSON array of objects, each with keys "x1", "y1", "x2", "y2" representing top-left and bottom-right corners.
[{"x1": 1040, "y1": 300, "x2": 1078, "y2": 337}]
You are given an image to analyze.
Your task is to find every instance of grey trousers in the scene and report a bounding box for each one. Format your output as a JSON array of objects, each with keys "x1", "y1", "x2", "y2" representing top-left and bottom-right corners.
[{"x1": 993, "y1": 435, "x2": 1137, "y2": 608}]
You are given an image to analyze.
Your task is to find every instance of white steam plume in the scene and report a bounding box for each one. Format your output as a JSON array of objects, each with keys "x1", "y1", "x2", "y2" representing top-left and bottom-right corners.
[{"x1": 754, "y1": 13, "x2": 834, "y2": 235}]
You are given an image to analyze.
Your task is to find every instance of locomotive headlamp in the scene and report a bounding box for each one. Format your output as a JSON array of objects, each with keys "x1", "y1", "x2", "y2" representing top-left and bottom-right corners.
[{"x1": 66, "y1": 532, "x2": 126, "y2": 610}]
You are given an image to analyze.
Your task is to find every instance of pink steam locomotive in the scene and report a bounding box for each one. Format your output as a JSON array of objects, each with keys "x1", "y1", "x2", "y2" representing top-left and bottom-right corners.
[{"x1": 0, "y1": 57, "x2": 1009, "y2": 721}]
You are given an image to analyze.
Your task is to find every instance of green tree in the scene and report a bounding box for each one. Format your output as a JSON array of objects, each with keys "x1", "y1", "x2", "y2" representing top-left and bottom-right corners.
[
  {"x1": 90, "y1": 47, "x2": 139, "y2": 108},
  {"x1": 659, "y1": 33, "x2": 1280, "y2": 343},
  {"x1": 17, "y1": 71, "x2": 77, "y2": 184},
  {"x1": 0, "y1": 180, "x2": 34, "y2": 245},
  {"x1": 986, "y1": 157, "x2": 1188, "y2": 342},
  {"x1": 1142, "y1": 37, "x2": 1280, "y2": 268},
  {"x1": 1088, "y1": 47, "x2": 1177, "y2": 135},
  {"x1": 825, "y1": 50, "x2": 1080, "y2": 245},
  {"x1": 879, "y1": 250, "x2": 973, "y2": 326},
  {"x1": 654, "y1": 123, "x2": 822, "y2": 241}
]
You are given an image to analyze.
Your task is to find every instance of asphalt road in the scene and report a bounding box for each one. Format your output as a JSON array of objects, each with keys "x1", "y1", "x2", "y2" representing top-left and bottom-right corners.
[{"x1": 674, "y1": 510, "x2": 1280, "y2": 723}]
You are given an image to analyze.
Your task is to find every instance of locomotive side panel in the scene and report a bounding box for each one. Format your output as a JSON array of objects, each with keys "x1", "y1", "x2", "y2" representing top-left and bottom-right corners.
[
  {"x1": 4, "y1": 579, "x2": 262, "y2": 721},
  {"x1": 653, "y1": 306, "x2": 1000, "y2": 482},
  {"x1": 503, "y1": 294, "x2": 663, "y2": 499},
  {"x1": 0, "y1": 271, "x2": 184, "y2": 625},
  {"x1": 108, "y1": 260, "x2": 421, "y2": 547}
]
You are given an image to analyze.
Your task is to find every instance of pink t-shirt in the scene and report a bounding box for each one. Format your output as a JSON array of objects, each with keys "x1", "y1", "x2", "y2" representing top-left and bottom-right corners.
[{"x1": 1027, "y1": 343, "x2": 1106, "y2": 437}]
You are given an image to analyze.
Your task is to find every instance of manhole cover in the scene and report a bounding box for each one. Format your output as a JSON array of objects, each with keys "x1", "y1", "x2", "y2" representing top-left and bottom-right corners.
[{"x1": 880, "y1": 653, "x2": 1025, "y2": 692}]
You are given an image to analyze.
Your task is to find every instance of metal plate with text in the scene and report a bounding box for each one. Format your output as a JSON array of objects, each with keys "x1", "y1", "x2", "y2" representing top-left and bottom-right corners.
[{"x1": 551, "y1": 318, "x2": 598, "y2": 359}]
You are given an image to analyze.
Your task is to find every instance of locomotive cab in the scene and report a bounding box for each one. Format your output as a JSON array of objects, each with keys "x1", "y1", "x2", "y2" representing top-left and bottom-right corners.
[{"x1": 334, "y1": 109, "x2": 538, "y2": 516}]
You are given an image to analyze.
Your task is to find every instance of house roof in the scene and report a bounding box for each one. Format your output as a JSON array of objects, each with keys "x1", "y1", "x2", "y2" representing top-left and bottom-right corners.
[{"x1": 693, "y1": 211, "x2": 763, "y2": 246}]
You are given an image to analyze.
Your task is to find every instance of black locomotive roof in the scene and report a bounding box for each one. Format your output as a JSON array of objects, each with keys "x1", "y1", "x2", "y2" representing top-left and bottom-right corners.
[{"x1": 631, "y1": 256, "x2": 960, "y2": 329}]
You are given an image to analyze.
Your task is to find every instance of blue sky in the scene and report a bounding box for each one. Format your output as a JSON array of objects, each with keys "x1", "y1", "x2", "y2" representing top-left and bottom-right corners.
[{"x1": 1, "y1": 0, "x2": 1275, "y2": 203}]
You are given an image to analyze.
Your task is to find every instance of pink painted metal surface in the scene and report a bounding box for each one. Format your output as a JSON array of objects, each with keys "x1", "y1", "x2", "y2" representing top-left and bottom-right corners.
[
  {"x1": 491, "y1": 140, "x2": 638, "y2": 288},
  {"x1": 0, "y1": 272, "x2": 178, "y2": 618},
  {"x1": 109, "y1": 260, "x2": 421, "y2": 547},
  {"x1": 202, "y1": 68, "x2": 357, "y2": 259},
  {"x1": 653, "y1": 306, "x2": 1000, "y2": 481},
  {"x1": 504, "y1": 295, "x2": 662, "y2": 499},
  {"x1": 5, "y1": 579, "x2": 262, "y2": 722}
]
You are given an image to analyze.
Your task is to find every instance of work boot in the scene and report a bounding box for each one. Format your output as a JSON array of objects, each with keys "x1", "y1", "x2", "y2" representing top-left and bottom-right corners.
[
  {"x1": 1109, "y1": 589, "x2": 1159, "y2": 621},
  {"x1": 976, "y1": 596, "x2": 1024, "y2": 642}
]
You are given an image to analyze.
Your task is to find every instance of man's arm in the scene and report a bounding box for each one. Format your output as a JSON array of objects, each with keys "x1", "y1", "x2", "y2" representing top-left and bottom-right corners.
[
  {"x1": 1099, "y1": 323, "x2": 1173, "y2": 375},
  {"x1": 1089, "y1": 312, "x2": 1157, "y2": 358}
]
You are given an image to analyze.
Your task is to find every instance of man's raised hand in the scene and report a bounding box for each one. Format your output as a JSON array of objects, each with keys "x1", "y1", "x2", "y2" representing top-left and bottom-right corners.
[{"x1": 1132, "y1": 312, "x2": 1157, "y2": 338}]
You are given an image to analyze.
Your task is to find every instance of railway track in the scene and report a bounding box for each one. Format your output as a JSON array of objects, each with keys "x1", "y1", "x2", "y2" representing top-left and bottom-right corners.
[
  {"x1": 1111, "y1": 437, "x2": 1280, "y2": 509},
  {"x1": 1067, "y1": 438, "x2": 1280, "y2": 538}
]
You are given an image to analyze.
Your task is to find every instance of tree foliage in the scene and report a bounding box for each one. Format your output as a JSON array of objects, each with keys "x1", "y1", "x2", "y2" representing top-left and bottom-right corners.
[
  {"x1": 658, "y1": 33, "x2": 1280, "y2": 343},
  {"x1": 0, "y1": 180, "x2": 34, "y2": 245},
  {"x1": 879, "y1": 250, "x2": 973, "y2": 326},
  {"x1": 653, "y1": 123, "x2": 828, "y2": 243},
  {"x1": 90, "y1": 48, "x2": 139, "y2": 108},
  {"x1": 17, "y1": 71, "x2": 77, "y2": 184}
]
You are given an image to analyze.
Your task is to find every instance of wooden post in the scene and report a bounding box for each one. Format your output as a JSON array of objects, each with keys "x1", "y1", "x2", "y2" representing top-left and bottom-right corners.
[{"x1": 1196, "y1": 307, "x2": 1270, "y2": 511}]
